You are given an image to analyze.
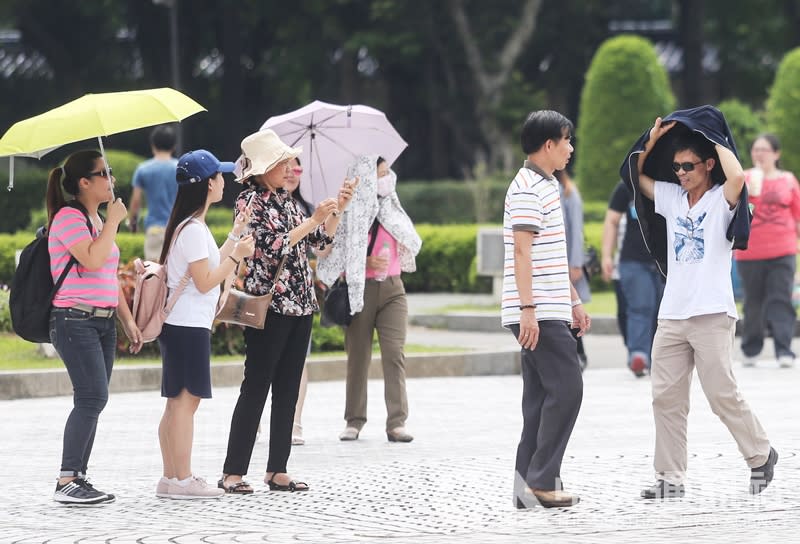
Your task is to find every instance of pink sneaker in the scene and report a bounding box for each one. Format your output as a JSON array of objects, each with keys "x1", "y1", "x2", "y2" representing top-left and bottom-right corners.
[
  {"x1": 155, "y1": 477, "x2": 174, "y2": 498},
  {"x1": 167, "y1": 476, "x2": 224, "y2": 500}
]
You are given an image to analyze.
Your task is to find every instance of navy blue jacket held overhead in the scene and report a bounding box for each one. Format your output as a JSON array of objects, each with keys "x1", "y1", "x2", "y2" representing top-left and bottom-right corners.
[{"x1": 619, "y1": 104, "x2": 752, "y2": 275}]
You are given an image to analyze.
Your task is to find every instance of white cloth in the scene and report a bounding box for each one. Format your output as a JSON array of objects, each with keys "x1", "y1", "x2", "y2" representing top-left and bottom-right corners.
[
  {"x1": 317, "y1": 155, "x2": 422, "y2": 314},
  {"x1": 654, "y1": 181, "x2": 738, "y2": 320},
  {"x1": 164, "y1": 219, "x2": 221, "y2": 329}
]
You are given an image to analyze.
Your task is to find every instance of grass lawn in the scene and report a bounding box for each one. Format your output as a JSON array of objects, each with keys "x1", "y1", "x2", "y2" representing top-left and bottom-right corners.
[
  {"x1": 431, "y1": 289, "x2": 619, "y2": 316},
  {"x1": 0, "y1": 334, "x2": 462, "y2": 371}
]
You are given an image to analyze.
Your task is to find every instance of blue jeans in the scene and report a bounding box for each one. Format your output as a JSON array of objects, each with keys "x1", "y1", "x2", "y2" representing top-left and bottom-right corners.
[
  {"x1": 49, "y1": 307, "x2": 116, "y2": 476},
  {"x1": 618, "y1": 260, "x2": 665, "y2": 368}
]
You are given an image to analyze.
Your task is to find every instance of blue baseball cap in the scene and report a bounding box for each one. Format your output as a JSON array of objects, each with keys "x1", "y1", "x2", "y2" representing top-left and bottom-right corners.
[{"x1": 176, "y1": 149, "x2": 236, "y2": 185}]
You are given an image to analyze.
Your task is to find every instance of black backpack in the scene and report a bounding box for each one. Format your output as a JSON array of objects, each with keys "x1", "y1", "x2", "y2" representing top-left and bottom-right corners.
[{"x1": 10, "y1": 204, "x2": 92, "y2": 343}]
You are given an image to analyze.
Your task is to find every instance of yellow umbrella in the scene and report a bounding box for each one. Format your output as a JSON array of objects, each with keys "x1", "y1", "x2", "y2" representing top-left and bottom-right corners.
[{"x1": 0, "y1": 87, "x2": 206, "y2": 189}]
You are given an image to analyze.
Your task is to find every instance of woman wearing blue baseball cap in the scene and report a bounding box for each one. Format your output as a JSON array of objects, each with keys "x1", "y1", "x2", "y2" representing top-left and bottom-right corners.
[{"x1": 154, "y1": 149, "x2": 255, "y2": 499}]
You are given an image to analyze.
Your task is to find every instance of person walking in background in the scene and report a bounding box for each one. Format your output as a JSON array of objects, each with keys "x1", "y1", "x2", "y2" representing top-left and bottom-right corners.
[
  {"x1": 555, "y1": 168, "x2": 591, "y2": 371},
  {"x1": 634, "y1": 117, "x2": 777, "y2": 499},
  {"x1": 155, "y1": 150, "x2": 254, "y2": 500},
  {"x1": 46, "y1": 150, "x2": 143, "y2": 505},
  {"x1": 219, "y1": 130, "x2": 354, "y2": 495},
  {"x1": 128, "y1": 124, "x2": 179, "y2": 260},
  {"x1": 503, "y1": 111, "x2": 589, "y2": 509},
  {"x1": 285, "y1": 157, "x2": 314, "y2": 446},
  {"x1": 735, "y1": 133, "x2": 800, "y2": 369},
  {"x1": 602, "y1": 180, "x2": 665, "y2": 377},
  {"x1": 317, "y1": 155, "x2": 422, "y2": 444}
]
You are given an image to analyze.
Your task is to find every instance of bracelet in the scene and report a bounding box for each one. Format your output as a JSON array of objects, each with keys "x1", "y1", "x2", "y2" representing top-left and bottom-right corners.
[
  {"x1": 227, "y1": 231, "x2": 241, "y2": 242},
  {"x1": 571, "y1": 298, "x2": 582, "y2": 307},
  {"x1": 228, "y1": 255, "x2": 240, "y2": 266},
  {"x1": 519, "y1": 304, "x2": 536, "y2": 310}
]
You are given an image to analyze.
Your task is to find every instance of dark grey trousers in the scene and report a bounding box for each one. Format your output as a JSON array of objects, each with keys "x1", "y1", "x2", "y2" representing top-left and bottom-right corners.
[
  {"x1": 509, "y1": 321, "x2": 583, "y2": 492},
  {"x1": 738, "y1": 255, "x2": 797, "y2": 359}
]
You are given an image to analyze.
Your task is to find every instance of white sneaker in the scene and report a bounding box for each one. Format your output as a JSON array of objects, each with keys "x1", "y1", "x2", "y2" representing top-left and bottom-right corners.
[
  {"x1": 155, "y1": 477, "x2": 175, "y2": 498},
  {"x1": 167, "y1": 476, "x2": 224, "y2": 500},
  {"x1": 778, "y1": 355, "x2": 795, "y2": 368},
  {"x1": 742, "y1": 355, "x2": 757, "y2": 367}
]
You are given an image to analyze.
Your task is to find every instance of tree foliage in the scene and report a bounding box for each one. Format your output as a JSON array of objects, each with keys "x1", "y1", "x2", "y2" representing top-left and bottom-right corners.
[
  {"x1": 766, "y1": 47, "x2": 800, "y2": 174},
  {"x1": 716, "y1": 99, "x2": 764, "y2": 165},
  {"x1": 576, "y1": 34, "x2": 675, "y2": 201}
]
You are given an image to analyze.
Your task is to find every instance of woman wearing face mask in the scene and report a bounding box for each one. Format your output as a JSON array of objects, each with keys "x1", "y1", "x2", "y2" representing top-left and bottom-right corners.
[
  {"x1": 734, "y1": 133, "x2": 800, "y2": 369},
  {"x1": 219, "y1": 130, "x2": 355, "y2": 494},
  {"x1": 317, "y1": 156, "x2": 422, "y2": 443}
]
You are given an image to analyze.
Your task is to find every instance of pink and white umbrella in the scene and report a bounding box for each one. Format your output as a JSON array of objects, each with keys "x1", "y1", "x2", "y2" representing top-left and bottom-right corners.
[{"x1": 259, "y1": 100, "x2": 407, "y2": 205}]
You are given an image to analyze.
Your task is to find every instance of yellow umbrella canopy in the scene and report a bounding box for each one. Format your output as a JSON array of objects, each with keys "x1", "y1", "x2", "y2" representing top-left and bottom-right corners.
[{"x1": 0, "y1": 87, "x2": 206, "y2": 189}]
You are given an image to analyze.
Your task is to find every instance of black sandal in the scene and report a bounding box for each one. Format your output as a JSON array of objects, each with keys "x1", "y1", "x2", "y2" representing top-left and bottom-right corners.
[
  {"x1": 218, "y1": 477, "x2": 254, "y2": 494},
  {"x1": 266, "y1": 473, "x2": 309, "y2": 492}
]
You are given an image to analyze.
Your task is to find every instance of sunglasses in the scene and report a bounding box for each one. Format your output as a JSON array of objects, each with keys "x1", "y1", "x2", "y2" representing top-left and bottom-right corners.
[
  {"x1": 671, "y1": 161, "x2": 703, "y2": 173},
  {"x1": 87, "y1": 168, "x2": 113, "y2": 178}
]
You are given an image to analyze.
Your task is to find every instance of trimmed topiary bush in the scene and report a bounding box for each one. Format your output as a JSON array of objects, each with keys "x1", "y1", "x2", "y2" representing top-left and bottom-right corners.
[
  {"x1": 576, "y1": 34, "x2": 675, "y2": 202},
  {"x1": 0, "y1": 161, "x2": 50, "y2": 233},
  {"x1": 717, "y1": 99, "x2": 764, "y2": 166},
  {"x1": 766, "y1": 47, "x2": 800, "y2": 175}
]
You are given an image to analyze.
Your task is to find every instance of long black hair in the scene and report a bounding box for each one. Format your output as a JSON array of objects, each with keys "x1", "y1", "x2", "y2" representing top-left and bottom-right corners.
[
  {"x1": 290, "y1": 157, "x2": 313, "y2": 216},
  {"x1": 159, "y1": 179, "x2": 209, "y2": 264},
  {"x1": 45, "y1": 149, "x2": 102, "y2": 227}
]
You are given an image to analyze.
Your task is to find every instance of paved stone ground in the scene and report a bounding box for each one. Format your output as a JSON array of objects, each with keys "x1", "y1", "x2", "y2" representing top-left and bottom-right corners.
[{"x1": 2, "y1": 354, "x2": 799, "y2": 543}]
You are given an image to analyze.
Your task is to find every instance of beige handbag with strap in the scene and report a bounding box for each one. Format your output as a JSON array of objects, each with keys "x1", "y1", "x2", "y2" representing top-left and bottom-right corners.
[{"x1": 215, "y1": 255, "x2": 288, "y2": 329}]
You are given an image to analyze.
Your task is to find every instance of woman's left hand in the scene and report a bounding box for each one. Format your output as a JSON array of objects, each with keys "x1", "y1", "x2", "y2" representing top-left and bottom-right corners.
[
  {"x1": 338, "y1": 177, "x2": 359, "y2": 211},
  {"x1": 123, "y1": 319, "x2": 143, "y2": 354}
]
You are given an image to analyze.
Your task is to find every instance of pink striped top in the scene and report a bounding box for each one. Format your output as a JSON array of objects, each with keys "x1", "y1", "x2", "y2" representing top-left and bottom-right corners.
[{"x1": 48, "y1": 206, "x2": 120, "y2": 308}]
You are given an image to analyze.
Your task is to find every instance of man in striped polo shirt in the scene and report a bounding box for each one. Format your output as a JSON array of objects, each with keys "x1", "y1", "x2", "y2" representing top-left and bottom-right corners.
[{"x1": 504, "y1": 110, "x2": 591, "y2": 509}]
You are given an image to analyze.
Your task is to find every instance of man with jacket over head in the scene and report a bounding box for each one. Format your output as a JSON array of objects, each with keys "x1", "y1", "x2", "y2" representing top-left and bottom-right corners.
[{"x1": 632, "y1": 114, "x2": 778, "y2": 499}]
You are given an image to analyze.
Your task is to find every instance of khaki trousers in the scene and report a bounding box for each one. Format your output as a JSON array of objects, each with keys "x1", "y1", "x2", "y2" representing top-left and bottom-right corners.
[
  {"x1": 344, "y1": 277, "x2": 408, "y2": 431},
  {"x1": 651, "y1": 313, "x2": 771, "y2": 485}
]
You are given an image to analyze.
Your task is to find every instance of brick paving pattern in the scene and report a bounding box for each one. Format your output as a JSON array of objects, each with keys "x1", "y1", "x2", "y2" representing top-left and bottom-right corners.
[{"x1": 1, "y1": 363, "x2": 798, "y2": 543}]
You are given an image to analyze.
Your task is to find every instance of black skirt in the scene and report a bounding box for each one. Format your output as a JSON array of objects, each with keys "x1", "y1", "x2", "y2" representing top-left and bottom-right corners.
[{"x1": 158, "y1": 323, "x2": 213, "y2": 399}]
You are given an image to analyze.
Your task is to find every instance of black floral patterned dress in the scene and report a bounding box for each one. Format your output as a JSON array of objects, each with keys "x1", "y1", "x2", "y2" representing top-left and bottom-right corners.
[{"x1": 234, "y1": 184, "x2": 332, "y2": 316}]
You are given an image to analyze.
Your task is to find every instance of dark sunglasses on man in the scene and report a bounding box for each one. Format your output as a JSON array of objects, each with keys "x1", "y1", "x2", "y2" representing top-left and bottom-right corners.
[{"x1": 671, "y1": 161, "x2": 703, "y2": 173}]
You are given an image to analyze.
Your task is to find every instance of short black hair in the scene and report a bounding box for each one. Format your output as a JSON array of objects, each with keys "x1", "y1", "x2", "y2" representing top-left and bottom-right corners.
[
  {"x1": 150, "y1": 124, "x2": 177, "y2": 152},
  {"x1": 520, "y1": 110, "x2": 573, "y2": 155},
  {"x1": 672, "y1": 131, "x2": 715, "y2": 161}
]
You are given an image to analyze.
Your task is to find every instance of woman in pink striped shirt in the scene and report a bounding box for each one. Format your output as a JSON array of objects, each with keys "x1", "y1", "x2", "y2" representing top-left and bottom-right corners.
[{"x1": 46, "y1": 149, "x2": 143, "y2": 506}]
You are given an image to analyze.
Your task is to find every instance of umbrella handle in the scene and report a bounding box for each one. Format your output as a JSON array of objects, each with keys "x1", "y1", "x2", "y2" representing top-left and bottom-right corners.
[
  {"x1": 96, "y1": 136, "x2": 115, "y2": 200},
  {"x1": 7, "y1": 156, "x2": 13, "y2": 191}
]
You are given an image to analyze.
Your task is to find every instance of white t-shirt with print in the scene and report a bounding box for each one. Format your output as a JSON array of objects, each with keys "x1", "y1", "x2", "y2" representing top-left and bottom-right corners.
[
  {"x1": 164, "y1": 219, "x2": 221, "y2": 329},
  {"x1": 501, "y1": 167, "x2": 571, "y2": 327},
  {"x1": 654, "y1": 181, "x2": 738, "y2": 320}
]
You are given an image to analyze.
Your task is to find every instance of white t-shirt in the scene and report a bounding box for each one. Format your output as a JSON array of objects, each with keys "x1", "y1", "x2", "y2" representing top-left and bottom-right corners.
[
  {"x1": 164, "y1": 219, "x2": 221, "y2": 329},
  {"x1": 654, "y1": 181, "x2": 738, "y2": 320},
  {"x1": 501, "y1": 166, "x2": 571, "y2": 327}
]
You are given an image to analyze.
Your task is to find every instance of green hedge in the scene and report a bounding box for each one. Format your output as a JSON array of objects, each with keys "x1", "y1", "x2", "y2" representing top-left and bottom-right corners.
[
  {"x1": 576, "y1": 34, "x2": 675, "y2": 202},
  {"x1": 0, "y1": 162, "x2": 49, "y2": 233},
  {"x1": 717, "y1": 99, "x2": 764, "y2": 165},
  {"x1": 767, "y1": 48, "x2": 800, "y2": 175}
]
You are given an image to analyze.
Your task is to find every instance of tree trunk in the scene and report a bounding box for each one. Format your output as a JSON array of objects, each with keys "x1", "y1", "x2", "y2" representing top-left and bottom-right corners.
[
  {"x1": 447, "y1": 0, "x2": 542, "y2": 174},
  {"x1": 678, "y1": 0, "x2": 705, "y2": 106}
]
